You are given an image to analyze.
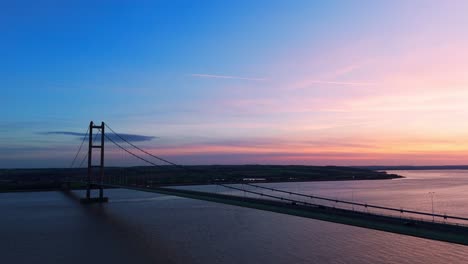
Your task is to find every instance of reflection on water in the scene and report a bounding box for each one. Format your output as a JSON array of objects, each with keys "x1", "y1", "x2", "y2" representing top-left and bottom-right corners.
[{"x1": 1, "y1": 170, "x2": 468, "y2": 263}]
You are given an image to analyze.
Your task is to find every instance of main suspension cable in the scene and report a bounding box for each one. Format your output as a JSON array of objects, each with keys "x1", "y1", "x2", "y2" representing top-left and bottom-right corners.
[
  {"x1": 105, "y1": 123, "x2": 181, "y2": 167},
  {"x1": 103, "y1": 132, "x2": 161, "y2": 167},
  {"x1": 70, "y1": 126, "x2": 89, "y2": 168},
  {"x1": 99, "y1": 124, "x2": 468, "y2": 222}
]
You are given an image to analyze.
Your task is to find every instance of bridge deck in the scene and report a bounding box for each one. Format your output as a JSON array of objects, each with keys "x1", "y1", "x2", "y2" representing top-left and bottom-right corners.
[{"x1": 92, "y1": 184, "x2": 468, "y2": 246}]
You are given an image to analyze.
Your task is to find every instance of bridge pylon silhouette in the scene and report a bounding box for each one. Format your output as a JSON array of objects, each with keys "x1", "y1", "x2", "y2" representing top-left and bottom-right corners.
[{"x1": 80, "y1": 121, "x2": 108, "y2": 204}]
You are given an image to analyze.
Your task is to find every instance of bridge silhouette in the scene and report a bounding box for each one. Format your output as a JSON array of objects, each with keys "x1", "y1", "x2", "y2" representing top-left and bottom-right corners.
[{"x1": 65, "y1": 121, "x2": 468, "y2": 246}]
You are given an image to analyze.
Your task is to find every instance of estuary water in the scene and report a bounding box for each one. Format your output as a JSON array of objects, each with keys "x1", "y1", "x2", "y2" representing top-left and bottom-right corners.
[{"x1": 1, "y1": 170, "x2": 468, "y2": 263}]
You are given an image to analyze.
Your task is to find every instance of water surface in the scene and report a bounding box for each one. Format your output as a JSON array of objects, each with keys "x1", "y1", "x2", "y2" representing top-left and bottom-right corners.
[{"x1": 1, "y1": 170, "x2": 468, "y2": 263}]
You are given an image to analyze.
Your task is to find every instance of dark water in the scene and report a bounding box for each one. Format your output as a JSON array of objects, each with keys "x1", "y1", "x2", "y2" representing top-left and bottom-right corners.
[{"x1": 1, "y1": 170, "x2": 468, "y2": 263}]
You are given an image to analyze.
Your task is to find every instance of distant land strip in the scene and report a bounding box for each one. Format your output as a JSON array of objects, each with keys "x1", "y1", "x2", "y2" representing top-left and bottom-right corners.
[{"x1": 0, "y1": 165, "x2": 403, "y2": 192}]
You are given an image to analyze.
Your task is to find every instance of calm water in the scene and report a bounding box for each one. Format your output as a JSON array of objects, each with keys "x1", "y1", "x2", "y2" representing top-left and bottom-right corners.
[{"x1": 1, "y1": 170, "x2": 468, "y2": 263}]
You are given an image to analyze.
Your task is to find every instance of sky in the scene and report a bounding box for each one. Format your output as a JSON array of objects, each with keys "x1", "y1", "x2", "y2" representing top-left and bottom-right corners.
[{"x1": 2, "y1": 0, "x2": 468, "y2": 168}]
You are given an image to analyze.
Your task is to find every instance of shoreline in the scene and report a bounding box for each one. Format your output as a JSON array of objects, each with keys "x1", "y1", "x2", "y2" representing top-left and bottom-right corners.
[
  {"x1": 0, "y1": 175, "x2": 403, "y2": 194},
  {"x1": 0, "y1": 165, "x2": 403, "y2": 193}
]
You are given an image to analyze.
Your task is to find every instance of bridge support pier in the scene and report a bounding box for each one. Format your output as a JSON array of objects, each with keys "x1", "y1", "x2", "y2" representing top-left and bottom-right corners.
[{"x1": 80, "y1": 121, "x2": 108, "y2": 204}]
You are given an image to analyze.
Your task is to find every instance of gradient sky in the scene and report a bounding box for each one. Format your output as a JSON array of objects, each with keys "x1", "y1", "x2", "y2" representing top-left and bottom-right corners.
[{"x1": 2, "y1": 1, "x2": 468, "y2": 168}]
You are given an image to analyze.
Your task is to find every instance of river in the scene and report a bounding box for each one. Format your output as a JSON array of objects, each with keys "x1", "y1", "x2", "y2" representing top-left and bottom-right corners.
[{"x1": 1, "y1": 170, "x2": 468, "y2": 263}]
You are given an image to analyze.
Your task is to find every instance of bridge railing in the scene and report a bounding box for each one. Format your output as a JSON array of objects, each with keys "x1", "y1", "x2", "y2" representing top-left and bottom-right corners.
[{"x1": 211, "y1": 183, "x2": 468, "y2": 228}]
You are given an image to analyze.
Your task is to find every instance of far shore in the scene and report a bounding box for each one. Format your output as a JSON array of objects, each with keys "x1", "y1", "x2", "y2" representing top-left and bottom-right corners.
[{"x1": 0, "y1": 165, "x2": 403, "y2": 193}]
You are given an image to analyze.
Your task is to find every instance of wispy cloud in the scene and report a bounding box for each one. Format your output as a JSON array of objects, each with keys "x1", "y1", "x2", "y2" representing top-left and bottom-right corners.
[
  {"x1": 190, "y1": 73, "x2": 268, "y2": 81},
  {"x1": 299, "y1": 80, "x2": 377, "y2": 86},
  {"x1": 40, "y1": 131, "x2": 157, "y2": 142}
]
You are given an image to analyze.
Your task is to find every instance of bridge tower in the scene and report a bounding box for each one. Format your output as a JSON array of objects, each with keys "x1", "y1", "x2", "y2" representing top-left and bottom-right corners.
[{"x1": 80, "y1": 121, "x2": 108, "y2": 204}]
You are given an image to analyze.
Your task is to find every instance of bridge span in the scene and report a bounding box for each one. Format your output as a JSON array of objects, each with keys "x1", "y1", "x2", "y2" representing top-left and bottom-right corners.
[{"x1": 65, "y1": 121, "x2": 468, "y2": 246}]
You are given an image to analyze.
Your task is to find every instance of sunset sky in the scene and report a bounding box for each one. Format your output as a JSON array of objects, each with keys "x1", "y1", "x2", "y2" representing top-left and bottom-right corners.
[{"x1": 2, "y1": 1, "x2": 468, "y2": 168}]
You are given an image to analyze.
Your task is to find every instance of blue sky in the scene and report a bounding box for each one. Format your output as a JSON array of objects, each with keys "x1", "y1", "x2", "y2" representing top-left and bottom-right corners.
[{"x1": 3, "y1": 1, "x2": 468, "y2": 168}]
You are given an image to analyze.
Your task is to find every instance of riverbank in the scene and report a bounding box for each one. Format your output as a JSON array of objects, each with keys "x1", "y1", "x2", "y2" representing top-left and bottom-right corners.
[{"x1": 0, "y1": 165, "x2": 403, "y2": 192}]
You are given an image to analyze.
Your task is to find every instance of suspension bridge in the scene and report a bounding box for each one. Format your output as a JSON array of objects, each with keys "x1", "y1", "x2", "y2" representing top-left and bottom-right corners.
[{"x1": 64, "y1": 121, "x2": 468, "y2": 246}]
